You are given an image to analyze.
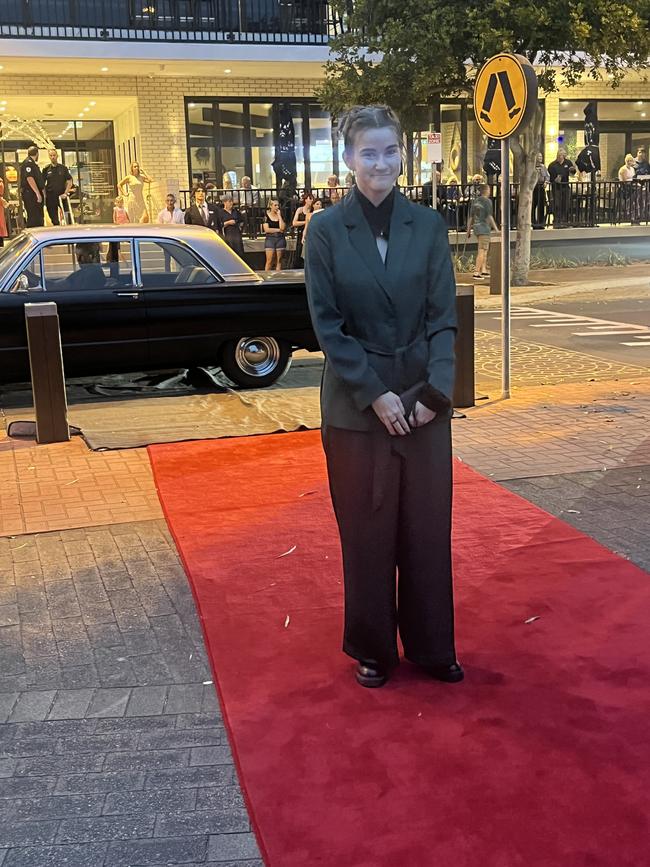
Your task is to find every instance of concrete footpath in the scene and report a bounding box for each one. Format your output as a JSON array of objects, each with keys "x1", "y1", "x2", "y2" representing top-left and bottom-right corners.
[
  {"x1": 457, "y1": 261, "x2": 650, "y2": 307},
  {"x1": 0, "y1": 371, "x2": 649, "y2": 864}
]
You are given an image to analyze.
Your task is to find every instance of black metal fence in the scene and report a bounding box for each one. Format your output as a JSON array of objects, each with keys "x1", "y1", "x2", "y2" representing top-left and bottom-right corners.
[
  {"x1": 0, "y1": 0, "x2": 343, "y2": 43},
  {"x1": 178, "y1": 180, "x2": 650, "y2": 239}
]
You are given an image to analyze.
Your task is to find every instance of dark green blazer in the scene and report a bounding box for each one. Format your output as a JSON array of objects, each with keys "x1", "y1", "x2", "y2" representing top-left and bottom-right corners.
[{"x1": 305, "y1": 187, "x2": 457, "y2": 431}]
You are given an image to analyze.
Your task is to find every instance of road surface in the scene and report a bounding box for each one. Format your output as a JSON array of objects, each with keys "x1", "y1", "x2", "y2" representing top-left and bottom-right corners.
[{"x1": 477, "y1": 292, "x2": 650, "y2": 370}]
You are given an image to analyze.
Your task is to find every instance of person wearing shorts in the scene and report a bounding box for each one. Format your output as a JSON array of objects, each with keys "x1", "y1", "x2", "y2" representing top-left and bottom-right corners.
[
  {"x1": 263, "y1": 199, "x2": 287, "y2": 271},
  {"x1": 466, "y1": 184, "x2": 498, "y2": 279}
]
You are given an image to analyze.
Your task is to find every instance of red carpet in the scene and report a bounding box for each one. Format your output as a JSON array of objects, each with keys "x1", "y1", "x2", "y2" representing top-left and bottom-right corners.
[{"x1": 148, "y1": 430, "x2": 649, "y2": 867}]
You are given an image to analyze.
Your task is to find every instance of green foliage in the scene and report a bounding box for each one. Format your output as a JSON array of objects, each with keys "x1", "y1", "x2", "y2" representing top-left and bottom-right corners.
[
  {"x1": 454, "y1": 250, "x2": 636, "y2": 271},
  {"x1": 321, "y1": 0, "x2": 650, "y2": 125},
  {"x1": 321, "y1": 0, "x2": 650, "y2": 280}
]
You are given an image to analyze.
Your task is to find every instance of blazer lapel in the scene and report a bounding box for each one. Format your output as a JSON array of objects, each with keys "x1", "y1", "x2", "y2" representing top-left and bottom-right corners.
[
  {"x1": 343, "y1": 188, "x2": 392, "y2": 299},
  {"x1": 385, "y1": 193, "x2": 414, "y2": 293}
]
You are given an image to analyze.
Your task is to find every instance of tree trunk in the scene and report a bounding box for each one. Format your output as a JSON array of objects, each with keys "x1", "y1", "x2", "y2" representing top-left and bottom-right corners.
[{"x1": 511, "y1": 106, "x2": 544, "y2": 286}]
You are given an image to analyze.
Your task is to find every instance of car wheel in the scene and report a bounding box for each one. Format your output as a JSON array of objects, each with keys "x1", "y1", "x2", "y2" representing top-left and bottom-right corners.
[{"x1": 219, "y1": 336, "x2": 292, "y2": 388}]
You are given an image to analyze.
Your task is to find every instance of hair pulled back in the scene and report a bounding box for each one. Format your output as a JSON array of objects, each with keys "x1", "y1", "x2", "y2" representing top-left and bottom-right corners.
[{"x1": 338, "y1": 105, "x2": 403, "y2": 151}]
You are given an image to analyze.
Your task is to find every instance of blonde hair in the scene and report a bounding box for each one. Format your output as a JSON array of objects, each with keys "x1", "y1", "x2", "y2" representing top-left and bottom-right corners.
[
  {"x1": 338, "y1": 105, "x2": 403, "y2": 151},
  {"x1": 625, "y1": 153, "x2": 635, "y2": 163}
]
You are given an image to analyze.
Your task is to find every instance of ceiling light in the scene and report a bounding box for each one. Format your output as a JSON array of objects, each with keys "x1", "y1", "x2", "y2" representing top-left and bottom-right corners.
[
  {"x1": 89, "y1": 101, "x2": 96, "y2": 106},
  {"x1": 83, "y1": 107, "x2": 90, "y2": 112},
  {"x1": 561, "y1": 101, "x2": 569, "y2": 106},
  {"x1": 573, "y1": 113, "x2": 579, "y2": 118},
  {"x1": 188, "y1": 102, "x2": 196, "y2": 108},
  {"x1": 642, "y1": 112, "x2": 647, "y2": 118},
  {"x1": 78, "y1": 112, "x2": 84, "y2": 117},
  {"x1": 0, "y1": 108, "x2": 5, "y2": 113},
  {"x1": 100, "y1": 66, "x2": 109, "y2": 72},
  {"x1": 0, "y1": 66, "x2": 4, "y2": 71},
  {"x1": 0, "y1": 100, "x2": 6, "y2": 105},
  {"x1": 224, "y1": 68, "x2": 232, "y2": 74},
  {"x1": 637, "y1": 101, "x2": 644, "y2": 105}
]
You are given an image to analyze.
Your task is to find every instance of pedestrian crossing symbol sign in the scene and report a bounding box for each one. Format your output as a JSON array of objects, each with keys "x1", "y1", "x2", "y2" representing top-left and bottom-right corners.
[{"x1": 474, "y1": 53, "x2": 538, "y2": 139}]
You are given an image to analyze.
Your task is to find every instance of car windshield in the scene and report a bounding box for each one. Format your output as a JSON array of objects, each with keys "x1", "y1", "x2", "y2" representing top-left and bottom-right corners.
[{"x1": 0, "y1": 234, "x2": 36, "y2": 286}]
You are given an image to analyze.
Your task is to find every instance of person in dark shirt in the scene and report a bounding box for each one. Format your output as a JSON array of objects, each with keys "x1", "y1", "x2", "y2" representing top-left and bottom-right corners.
[
  {"x1": 216, "y1": 194, "x2": 245, "y2": 258},
  {"x1": 20, "y1": 144, "x2": 45, "y2": 228},
  {"x1": 64, "y1": 243, "x2": 106, "y2": 292},
  {"x1": 42, "y1": 149, "x2": 74, "y2": 226},
  {"x1": 547, "y1": 149, "x2": 576, "y2": 227},
  {"x1": 634, "y1": 146, "x2": 650, "y2": 177}
]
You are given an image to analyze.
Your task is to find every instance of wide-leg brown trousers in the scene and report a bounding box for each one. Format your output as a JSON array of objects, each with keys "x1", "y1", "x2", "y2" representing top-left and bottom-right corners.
[{"x1": 322, "y1": 417, "x2": 457, "y2": 669}]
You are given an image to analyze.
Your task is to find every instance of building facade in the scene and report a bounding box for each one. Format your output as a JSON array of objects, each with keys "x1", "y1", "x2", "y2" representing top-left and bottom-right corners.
[{"x1": 1, "y1": 2, "x2": 650, "y2": 226}]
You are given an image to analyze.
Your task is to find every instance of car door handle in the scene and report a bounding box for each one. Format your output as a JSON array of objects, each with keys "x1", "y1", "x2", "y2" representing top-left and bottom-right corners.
[{"x1": 114, "y1": 291, "x2": 141, "y2": 299}]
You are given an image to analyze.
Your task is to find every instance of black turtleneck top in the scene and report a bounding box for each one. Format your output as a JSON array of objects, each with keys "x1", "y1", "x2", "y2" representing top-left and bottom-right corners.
[{"x1": 356, "y1": 186, "x2": 395, "y2": 239}]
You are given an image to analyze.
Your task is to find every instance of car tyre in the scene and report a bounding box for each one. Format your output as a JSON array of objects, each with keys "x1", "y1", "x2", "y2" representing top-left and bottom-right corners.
[{"x1": 219, "y1": 336, "x2": 292, "y2": 388}]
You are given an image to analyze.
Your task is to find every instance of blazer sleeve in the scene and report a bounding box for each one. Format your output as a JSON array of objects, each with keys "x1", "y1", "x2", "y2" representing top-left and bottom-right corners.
[
  {"x1": 184, "y1": 208, "x2": 193, "y2": 225},
  {"x1": 305, "y1": 218, "x2": 388, "y2": 412},
  {"x1": 425, "y1": 212, "x2": 457, "y2": 401}
]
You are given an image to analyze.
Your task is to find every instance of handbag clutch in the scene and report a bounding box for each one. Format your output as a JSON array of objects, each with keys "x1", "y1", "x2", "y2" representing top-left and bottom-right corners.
[{"x1": 399, "y1": 381, "x2": 452, "y2": 420}]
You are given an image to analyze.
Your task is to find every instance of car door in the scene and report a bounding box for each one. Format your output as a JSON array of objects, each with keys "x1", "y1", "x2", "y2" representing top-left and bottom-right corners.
[
  {"x1": 139, "y1": 238, "x2": 309, "y2": 369},
  {"x1": 138, "y1": 237, "x2": 229, "y2": 368},
  {"x1": 0, "y1": 238, "x2": 148, "y2": 383}
]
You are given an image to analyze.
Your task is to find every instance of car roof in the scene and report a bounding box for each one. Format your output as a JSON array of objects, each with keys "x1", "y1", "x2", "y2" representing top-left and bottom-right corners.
[{"x1": 23, "y1": 224, "x2": 256, "y2": 278}]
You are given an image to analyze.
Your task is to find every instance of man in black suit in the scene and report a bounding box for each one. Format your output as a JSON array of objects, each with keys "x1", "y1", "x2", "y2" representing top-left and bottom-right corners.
[{"x1": 184, "y1": 187, "x2": 218, "y2": 230}]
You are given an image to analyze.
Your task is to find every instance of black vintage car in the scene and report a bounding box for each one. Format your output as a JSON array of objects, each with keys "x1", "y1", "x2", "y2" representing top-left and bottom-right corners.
[{"x1": 0, "y1": 224, "x2": 319, "y2": 386}]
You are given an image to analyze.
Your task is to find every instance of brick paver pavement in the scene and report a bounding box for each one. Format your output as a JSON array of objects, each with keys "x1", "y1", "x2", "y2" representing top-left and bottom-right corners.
[
  {"x1": 453, "y1": 377, "x2": 650, "y2": 480},
  {"x1": 0, "y1": 519, "x2": 263, "y2": 866},
  {"x1": 0, "y1": 436, "x2": 161, "y2": 537}
]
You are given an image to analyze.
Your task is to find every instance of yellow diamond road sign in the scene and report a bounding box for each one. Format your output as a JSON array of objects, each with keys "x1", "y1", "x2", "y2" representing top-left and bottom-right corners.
[{"x1": 474, "y1": 53, "x2": 538, "y2": 139}]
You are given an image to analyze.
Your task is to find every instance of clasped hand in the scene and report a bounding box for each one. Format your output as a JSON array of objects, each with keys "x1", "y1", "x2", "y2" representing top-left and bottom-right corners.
[{"x1": 372, "y1": 392, "x2": 436, "y2": 436}]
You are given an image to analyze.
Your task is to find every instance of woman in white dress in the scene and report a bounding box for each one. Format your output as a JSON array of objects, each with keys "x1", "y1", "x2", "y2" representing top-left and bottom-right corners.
[{"x1": 118, "y1": 161, "x2": 153, "y2": 223}]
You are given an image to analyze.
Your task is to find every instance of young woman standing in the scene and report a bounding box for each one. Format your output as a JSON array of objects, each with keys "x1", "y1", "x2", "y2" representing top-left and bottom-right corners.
[
  {"x1": 262, "y1": 199, "x2": 286, "y2": 271},
  {"x1": 305, "y1": 105, "x2": 462, "y2": 688},
  {"x1": 292, "y1": 192, "x2": 314, "y2": 265},
  {"x1": 117, "y1": 161, "x2": 152, "y2": 223}
]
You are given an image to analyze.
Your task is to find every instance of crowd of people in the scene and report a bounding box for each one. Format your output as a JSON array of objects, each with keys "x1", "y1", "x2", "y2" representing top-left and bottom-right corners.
[
  {"x1": 136, "y1": 177, "x2": 347, "y2": 270},
  {"x1": 9, "y1": 140, "x2": 650, "y2": 268}
]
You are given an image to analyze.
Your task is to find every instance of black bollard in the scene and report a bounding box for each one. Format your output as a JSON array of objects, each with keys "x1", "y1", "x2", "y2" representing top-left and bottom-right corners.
[{"x1": 454, "y1": 283, "x2": 475, "y2": 408}]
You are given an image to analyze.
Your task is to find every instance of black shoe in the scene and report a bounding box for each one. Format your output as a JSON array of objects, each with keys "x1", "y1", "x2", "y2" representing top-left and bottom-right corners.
[
  {"x1": 355, "y1": 660, "x2": 388, "y2": 688},
  {"x1": 428, "y1": 661, "x2": 464, "y2": 683}
]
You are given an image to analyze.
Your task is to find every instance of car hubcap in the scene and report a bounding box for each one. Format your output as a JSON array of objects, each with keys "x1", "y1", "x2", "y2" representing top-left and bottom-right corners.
[{"x1": 234, "y1": 337, "x2": 281, "y2": 377}]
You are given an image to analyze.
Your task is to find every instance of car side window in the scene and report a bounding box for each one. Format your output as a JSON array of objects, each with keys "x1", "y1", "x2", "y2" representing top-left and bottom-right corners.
[
  {"x1": 138, "y1": 240, "x2": 218, "y2": 288},
  {"x1": 40, "y1": 241, "x2": 134, "y2": 292},
  {"x1": 8, "y1": 252, "x2": 43, "y2": 293}
]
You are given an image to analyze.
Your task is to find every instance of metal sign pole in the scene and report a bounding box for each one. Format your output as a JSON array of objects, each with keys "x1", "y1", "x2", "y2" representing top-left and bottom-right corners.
[
  {"x1": 473, "y1": 52, "x2": 538, "y2": 402},
  {"x1": 501, "y1": 137, "x2": 511, "y2": 399}
]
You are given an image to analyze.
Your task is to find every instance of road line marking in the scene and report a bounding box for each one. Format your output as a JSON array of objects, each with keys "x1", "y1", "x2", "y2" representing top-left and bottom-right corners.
[
  {"x1": 530, "y1": 322, "x2": 596, "y2": 327},
  {"x1": 572, "y1": 329, "x2": 650, "y2": 336}
]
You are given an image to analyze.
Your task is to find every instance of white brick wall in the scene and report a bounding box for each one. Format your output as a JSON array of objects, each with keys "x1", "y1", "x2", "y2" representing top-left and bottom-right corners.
[{"x1": 0, "y1": 72, "x2": 323, "y2": 214}]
